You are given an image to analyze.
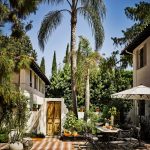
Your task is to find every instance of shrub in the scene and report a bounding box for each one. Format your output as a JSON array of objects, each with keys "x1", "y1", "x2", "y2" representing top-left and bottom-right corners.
[
  {"x1": 63, "y1": 111, "x2": 85, "y2": 134},
  {"x1": 0, "y1": 134, "x2": 9, "y2": 143}
]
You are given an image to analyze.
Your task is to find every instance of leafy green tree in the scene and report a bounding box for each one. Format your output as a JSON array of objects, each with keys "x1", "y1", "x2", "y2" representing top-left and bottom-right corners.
[
  {"x1": 112, "y1": 1, "x2": 150, "y2": 46},
  {"x1": 47, "y1": 65, "x2": 72, "y2": 109},
  {"x1": 111, "y1": 2, "x2": 150, "y2": 68},
  {"x1": 40, "y1": 57, "x2": 45, "y2": 74},
  {"x1": 90, "y1": 51, "x2": 133, "y2": 120},
  {"x1": 0, "y1": 35, "x2": 32, "y2": 137},
  {"x1": 0, "y1": 0, "x2": 41, "y2": 38},
  {"x1": 51, "y1": 51, "x2": 57, "y2": 75},
  {"x1": 38, "y1": 0, "x2": 106, "y2": 117}
]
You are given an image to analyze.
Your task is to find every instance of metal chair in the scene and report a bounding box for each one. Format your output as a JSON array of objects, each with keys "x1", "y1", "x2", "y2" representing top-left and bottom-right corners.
[{"x1": 111, "y1": 128, "x2": 139, "y2": 149}]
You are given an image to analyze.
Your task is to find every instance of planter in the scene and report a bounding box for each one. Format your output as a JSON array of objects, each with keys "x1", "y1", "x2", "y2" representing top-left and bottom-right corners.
[
  {"x1": 96, "y1": 107, "x2": 100, "y2": 112},
  {"x1": 72, "y1": 132, "x2": 78, "y2": 137},
  {"x1": 64, "y1": 132, "x2": 72, "y2": 137},
  {"x1": 32, "y1": 138, "x2": 43, "y2": 141},
  {"x1": 9, "y1": 142, "x2": 23, "y2": 150}
]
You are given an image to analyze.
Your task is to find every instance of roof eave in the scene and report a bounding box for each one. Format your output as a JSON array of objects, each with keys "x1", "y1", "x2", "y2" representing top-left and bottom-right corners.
[
  {"x1": 31, "y1": 61, "x2": 50, "y2": 85},
  {"x1": 121, "y1": 24, "x2": 150, "y2": 55}
]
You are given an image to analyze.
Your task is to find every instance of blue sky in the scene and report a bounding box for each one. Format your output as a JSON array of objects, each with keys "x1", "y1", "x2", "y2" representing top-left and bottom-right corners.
[{"x1": 21, "y1": 1, "x2": 148, "y2": 77}]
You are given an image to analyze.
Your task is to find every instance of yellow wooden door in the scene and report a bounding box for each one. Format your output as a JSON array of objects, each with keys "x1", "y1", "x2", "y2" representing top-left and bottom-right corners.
[{"x1": 47, "y1": 101, "x2": 61, "y2": 136}]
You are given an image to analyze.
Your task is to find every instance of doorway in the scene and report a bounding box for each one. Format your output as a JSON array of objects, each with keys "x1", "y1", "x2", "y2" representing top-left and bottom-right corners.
[{"x1": 47, "y1": 101, "x2": 61, "y2": 136}]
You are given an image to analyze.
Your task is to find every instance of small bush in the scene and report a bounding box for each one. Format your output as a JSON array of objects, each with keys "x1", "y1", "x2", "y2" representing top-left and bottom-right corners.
[
  {"x1": 24, "y1": 132, "x2": 45, "y2": 138},
  {"x1": 0, "y1": 134, "x2": 9, "y2": 143}
]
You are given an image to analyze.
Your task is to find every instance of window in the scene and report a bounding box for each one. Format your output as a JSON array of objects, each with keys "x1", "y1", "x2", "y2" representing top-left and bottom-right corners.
[
  {"x1": 30, "y1": 70, "x2": 32, "y2": 87},
  {"x1": 140, "y1": 48, "x2": 144, "y2": 68},
  {"x1": 138, "y1": 100, "x2": 145, "y2": 116},
  {"x1": 136, "y1": 45, "x2": 147, "y2": 69},
  {"x1": 34, "y1": 74, "x2": 37, "y2": 89}
]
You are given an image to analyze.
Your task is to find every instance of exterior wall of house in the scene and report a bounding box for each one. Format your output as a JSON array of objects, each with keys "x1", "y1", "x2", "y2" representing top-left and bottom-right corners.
[
  {"x1": 133, "y1": 37, "x2": 150, "y2": 87},
  {"x1": 12, "y1": 68, "x2": 46, "y2": 108},
  {"x1": 131, "y1": 36, "x2": 150, "y2": 124},
  {"x1": 27, "y1": 98, "x2": 68, "y2": 135}
]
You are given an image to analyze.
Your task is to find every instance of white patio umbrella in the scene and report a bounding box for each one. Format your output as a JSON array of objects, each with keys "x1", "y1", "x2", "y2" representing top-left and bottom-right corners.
[
  {"x1": 111, "y1": 85, "x2": 150, "y2": 146},
  {"x1": 111, "y1": 85, "x2": 150, "y2": 100}
]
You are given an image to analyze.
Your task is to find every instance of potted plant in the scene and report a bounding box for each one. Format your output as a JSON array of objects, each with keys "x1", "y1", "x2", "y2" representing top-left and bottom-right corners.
[{"x1": 9, "y1": 94, "x2": 29, "y2": 150}]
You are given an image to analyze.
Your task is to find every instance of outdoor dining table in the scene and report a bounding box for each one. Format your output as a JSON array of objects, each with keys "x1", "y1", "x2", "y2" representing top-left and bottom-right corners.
[{"x1": 96, "y1": 126, "x2": 121, "y2": 147}]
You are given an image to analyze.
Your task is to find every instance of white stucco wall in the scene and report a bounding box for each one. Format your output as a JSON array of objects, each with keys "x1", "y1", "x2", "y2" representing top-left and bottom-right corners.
[
  {"x1": 131, "y1": 36, "x2": 150, "y2": 125},
  {"x1": 27, "y1": 98, "x2": 68, "y2": 136}
]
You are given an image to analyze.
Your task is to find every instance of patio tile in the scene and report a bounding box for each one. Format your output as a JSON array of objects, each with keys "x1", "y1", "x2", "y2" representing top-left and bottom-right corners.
[{"x1": 31, "y1": 137, "x2": 75, "y2": 150}]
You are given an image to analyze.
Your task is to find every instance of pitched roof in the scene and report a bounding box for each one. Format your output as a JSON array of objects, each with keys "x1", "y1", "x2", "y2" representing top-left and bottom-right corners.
[
  {"x1": 121, "y1": 24, "x2": 150, "y2": 55},
  {"x1": 31, "y1": 61, "x2": 50, "y2": 85}
]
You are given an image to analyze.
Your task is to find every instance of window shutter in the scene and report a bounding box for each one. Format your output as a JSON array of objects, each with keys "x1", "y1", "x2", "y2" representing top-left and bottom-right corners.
[{"x1": 136, "y1": 50, "x2": 139, "y2": 69}]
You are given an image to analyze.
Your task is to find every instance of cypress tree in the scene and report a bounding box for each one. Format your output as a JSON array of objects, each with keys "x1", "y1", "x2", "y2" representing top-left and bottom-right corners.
[
  {"x1": 63, "y1": 43, "x2": 70, "y2": 65},
  {"x1": 52, "y1": 51, "x2": 57, "y2": 75},
  {"x1": 40, "y1": 57, "x2": 45, "y2": 74}
]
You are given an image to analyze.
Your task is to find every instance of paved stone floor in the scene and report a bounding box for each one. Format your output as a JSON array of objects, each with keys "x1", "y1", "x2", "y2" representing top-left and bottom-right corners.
[
  {"x1": 31, "y1": 137, "x2": 76, "y2": 150},
  {"x1": 1, "y1": 137, "x2": 150, "y2": 150}
]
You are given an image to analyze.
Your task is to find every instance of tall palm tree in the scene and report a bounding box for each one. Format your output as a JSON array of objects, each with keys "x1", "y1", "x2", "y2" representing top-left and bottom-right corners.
[{"x1": 38, "y1": 0, "x2": 106, "y2": 117}]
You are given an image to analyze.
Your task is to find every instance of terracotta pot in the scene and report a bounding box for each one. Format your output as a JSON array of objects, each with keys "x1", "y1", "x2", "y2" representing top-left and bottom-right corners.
[
  {"x1": 73, "y1": 132, "x2": 78, "y2": 137},
  {"x1": 64, "y1": 132, "x2": 71, "y2": 137}
]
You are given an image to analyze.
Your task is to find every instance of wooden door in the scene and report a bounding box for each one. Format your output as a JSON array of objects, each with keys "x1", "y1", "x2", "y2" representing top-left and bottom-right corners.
[{"x1": 47, "y1": 101, "x2": 61, "y2": 136}]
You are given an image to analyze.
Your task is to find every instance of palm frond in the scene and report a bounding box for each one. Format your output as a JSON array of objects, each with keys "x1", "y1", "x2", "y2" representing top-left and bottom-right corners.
[
  {"x1": 42, "y1": 0, "x2": 65, "y2": 5},
  {"x1": 80, "y1": 0, "x2": 106, "y2": 20},
  {"x1": 38, "y1": 10, "x2": 63, "y2": 50},
  {"x1": 78, "y1": 7, "x2": 104, "y2": 50}
]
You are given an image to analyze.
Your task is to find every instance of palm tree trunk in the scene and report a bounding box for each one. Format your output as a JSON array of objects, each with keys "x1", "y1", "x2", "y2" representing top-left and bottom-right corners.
[
  {"x1": 85, "y1": 68, "x2": 90, "y2": 112},
  {"x1": 70, "y1": 9, "x2": 78, "y2": 118}
]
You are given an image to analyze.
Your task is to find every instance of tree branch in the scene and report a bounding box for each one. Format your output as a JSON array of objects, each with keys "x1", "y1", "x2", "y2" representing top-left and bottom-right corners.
[
  {"x1": 66, "y1": 0, "x2": 71, "y2": 7},
  {"x1": 59, "y1": 9, "x2": 71, "y2": 14},
  {"x1": 75, "y1": 0, "x2": 78, "y2": 8}
]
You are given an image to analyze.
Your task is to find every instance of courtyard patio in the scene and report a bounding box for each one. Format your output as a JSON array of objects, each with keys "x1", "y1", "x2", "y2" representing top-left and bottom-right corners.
[{"x1": 1, "y1": 136, "x2": 150, "y2": 150}]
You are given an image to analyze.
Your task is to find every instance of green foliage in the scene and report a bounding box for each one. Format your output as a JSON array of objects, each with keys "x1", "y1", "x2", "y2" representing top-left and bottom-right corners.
[
  {"x1": 25, "y1": 132, "x2": 45, "y2": 138},
  {"x1": 0, "y1": 134, "x2": 9, "y2": 143},
  {"x1": 112, "y1": 1, "x2": 150, "y2": 47},
  {"x1": 108, "y1": 106, "x2": 117, "y2": 116},
  {"x1": 86, "y1": 110, "x2": 99, "y2": 134},
  {"x1": 40, "y1": 57, "x2": 45, "y2": 74},
  {"x1": 0, "y1": 34, "x2": 34, "y2": 142},
  {"x1": 63, "y1": 43, "x2": 70, "y2": 65},
  {"x1": 47, "y1": 65, "x2": 72, "y2": 109},
  {"x1": 52, "y1": 51, "x2": 57, "y2": 75},
  {"x1": 63, "y1": 111, "x2": 77, "y2": 132}
]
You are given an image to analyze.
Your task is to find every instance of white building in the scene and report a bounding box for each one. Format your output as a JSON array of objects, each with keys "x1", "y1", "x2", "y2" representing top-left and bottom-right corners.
[
  {"x1": 13, "y1": 61, "x2": 68, "y2": 136},
  {"x1": 121, "y1": 24, "x2": 150, "y2": 125}
]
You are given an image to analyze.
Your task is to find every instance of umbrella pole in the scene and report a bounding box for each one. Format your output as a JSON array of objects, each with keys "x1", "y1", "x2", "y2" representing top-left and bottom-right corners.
[{"x1": 138, "y1": 115, "x2": 141, "y2": 147}]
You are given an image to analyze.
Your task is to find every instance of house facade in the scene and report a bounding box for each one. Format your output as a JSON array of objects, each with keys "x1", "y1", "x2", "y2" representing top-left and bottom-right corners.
[
  {"x1": 122, "y1": 24, "x2": 150, "y2": 125},
  {"x1": 13, "y1": 61, "x2": 68, "y2": 136},
  {"x1": 13, "y1": 61, "x2": 49, "y2": 109}
]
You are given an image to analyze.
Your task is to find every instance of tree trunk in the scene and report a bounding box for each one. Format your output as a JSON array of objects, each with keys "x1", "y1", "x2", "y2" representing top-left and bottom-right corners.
[
  {"x1": 70, "y1": 8, "x2": 78, "y2": 118},
  {"x1": 85, "y1": 69, "x2": 90, "y2": 112}
]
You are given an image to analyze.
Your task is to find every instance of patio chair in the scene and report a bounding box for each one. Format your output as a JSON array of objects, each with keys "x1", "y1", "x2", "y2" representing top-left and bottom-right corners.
[
  {"x1": 80, "y1": 126, "x2": 103, "y2": 150},
  {"x1": 110, "y1": 128, "x2": 139, "y2": 149}
]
